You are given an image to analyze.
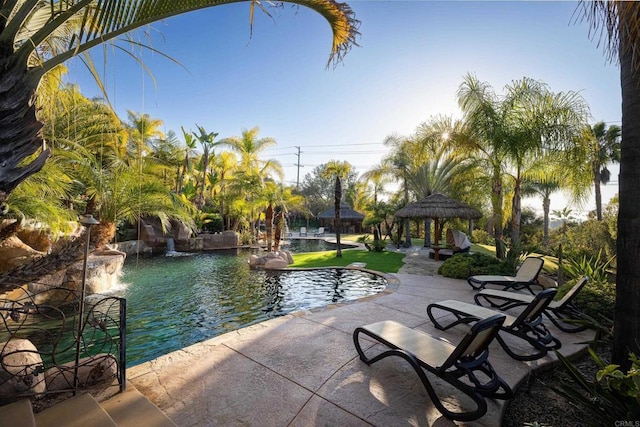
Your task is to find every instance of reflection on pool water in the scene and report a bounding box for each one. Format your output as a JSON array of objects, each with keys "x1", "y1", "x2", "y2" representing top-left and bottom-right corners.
[
  {"x1": 281, "y1": 238, "x2": 357, "y2": 253},
  {"x1": 118, "y1": 249, "x2": 385, "y2": 366}
]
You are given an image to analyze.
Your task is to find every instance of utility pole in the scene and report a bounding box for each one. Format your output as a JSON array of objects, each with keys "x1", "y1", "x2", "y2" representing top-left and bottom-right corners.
[{"x1": 295, "y1": 146, "x2": 303, "y2": 190}]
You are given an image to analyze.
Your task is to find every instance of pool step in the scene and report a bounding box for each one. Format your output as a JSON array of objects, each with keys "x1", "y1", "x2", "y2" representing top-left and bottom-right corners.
[
  {"x1": 35, "y1": 393, "x2": 117, "y2": 427},
  {"x1": 0, "y1": 384, "x2": 176, "y2": 427},
  {"x1": 101, "y1": 384, "x2": 176, "y2": 427},
  {"x1": 0, "y1": 398, "x2": 36, "y2": 427}
]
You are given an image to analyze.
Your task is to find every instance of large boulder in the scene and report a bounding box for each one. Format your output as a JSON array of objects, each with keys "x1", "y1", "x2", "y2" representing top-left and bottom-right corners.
[
  {"x1": 45, "y1": 354, "x2": 118, "y2": 391},
  {"x1": 0, "y1": 339, "x2": 46, "y2": 397},
  {"x1": 63, "y1": 253, "x2": 126, "y2": 295},
  {"x1": 264, "y1": 258, "x2": 288, "y2": 269},
  {"x1": 0, "y1": 236, "x2": 45, "y2": 273},
  {"x1": 249, "y1": 250, "x2": 294, "y2": 270}
]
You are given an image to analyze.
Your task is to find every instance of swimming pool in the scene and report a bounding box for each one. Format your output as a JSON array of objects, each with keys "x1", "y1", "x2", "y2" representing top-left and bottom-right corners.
[
  {"x1": 280, "y1": 238, "x2": 357, "y2": 253},
  {"x1": 119, "y1": 250, "x2": 386, "y2": 366}
]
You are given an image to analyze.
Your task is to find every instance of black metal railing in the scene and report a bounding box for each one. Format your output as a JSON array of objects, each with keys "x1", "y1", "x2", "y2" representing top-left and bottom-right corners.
[{"x1": 0, "y1": 282, "x2": 126, "y2": 406}]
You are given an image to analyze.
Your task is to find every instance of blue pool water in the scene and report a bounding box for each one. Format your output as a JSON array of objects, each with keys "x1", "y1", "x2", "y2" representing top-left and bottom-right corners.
[{"x1": 119, "y1": 249, "x2": 385, "y2": 366}]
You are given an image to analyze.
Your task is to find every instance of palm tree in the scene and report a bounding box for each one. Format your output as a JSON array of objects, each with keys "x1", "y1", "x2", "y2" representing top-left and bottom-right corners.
[
  {"x1": 220, "y1": 127, "x2": 284, "y2": 183},
  {"x1": 579, "y1": 122, "x2": 621, "y2": 220},
  {"x1": 0, "y1": 0, "x2": 359, "y2": 214},
  {"x1": 503, "y1": 79, "x2": 588, "y2": 244},
  {"x1": 455, "y1": 74, "x2": 511, "y2": 258},
  {"x1": 382, "y1": 135, "x2": 414, "y2": 248},
  {"x1": 359, "y1": 164, "x2": 390, "y2": 205},
  {"x1": 126, "y1": 111, "x2": 165, "y2": 159},
  {"x1": 322, "y1": 160, "x2": 351, "y2": 257},
  {"x1": 260, "y1": 181, "x2": 305, "y2": 252},
  {"x1": 212, "y1": 151, "x2": 239, "y2": 230},
  {"x1": 408, "y1": 116, "x2": 480, "y2": 246},
  {"x1": 523, "y1": 145, "x2": 592, "y2": 246},
  {"x1": 192, "y1": 125, "x2": 220, "y2": 209},
  {"x1": 581, "y1": 1, "x2": 640, "y2": 369},
  {"x1": 177, "y1": 127, "x2": 199, "y2": 193}
]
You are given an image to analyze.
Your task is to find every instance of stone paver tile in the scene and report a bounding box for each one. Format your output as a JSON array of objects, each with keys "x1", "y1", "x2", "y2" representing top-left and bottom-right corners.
[
  {"x1": 290, "y1": 395, "x2": 373, "y2": 427},
  {"x1": 316, "y1": 346, "x2": 510, "y2": 427},
  {"x1": 372, "y1": 291, "x2": 470, "y2": 319},
  {"x1": 222, "y1": 316, "x2": 359, "y2": 391},
  {"x1": 129, "y1": 343, "x2": 312, "y2": 427},
  {"x1": 304, "y1": 301, "x2": 428, "y2": 335}
]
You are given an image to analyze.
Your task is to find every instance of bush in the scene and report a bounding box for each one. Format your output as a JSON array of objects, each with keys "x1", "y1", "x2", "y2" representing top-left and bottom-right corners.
[
  {"x1": 438, "y1": 253, "x2": 510, "y2": 279},
  {"x1": 553, "y1": 349, "x2": 640, "y2": 426},
  {"x1": 471, "y1": 229, "x2": 492, "y2": 245},
  {"x1": 239, "y1": 230, "x2": 254, "y2": 245},
  {"x1": 560, "y1": 252, "x2": 616, "y2": 322}
]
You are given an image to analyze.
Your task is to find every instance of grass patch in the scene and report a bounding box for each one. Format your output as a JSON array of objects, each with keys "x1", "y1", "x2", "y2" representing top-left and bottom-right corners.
[{"x1": 290, "y1": 248, "x2": 405, "y2": 273}]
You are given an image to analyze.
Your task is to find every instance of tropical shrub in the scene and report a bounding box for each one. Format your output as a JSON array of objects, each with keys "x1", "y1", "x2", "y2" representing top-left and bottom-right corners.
[
  {"x1": 471, "y1": 229, "x2": 491, "y2": 245},
  {"x1": 561, "y1": 218, "x2": 616, "y2": 261},
  {"x1": 561, "y1": 251, "x2": 616, "y2": 321},
  {"x1": 239, "y1": 230, "x2": 254, "y2": 245},
  {"x1": 437, "y1": 253, "x2": 509, "y2": 279},
  {"x1": 553, "y1": 349, "x2": 640, "y2": 425}
]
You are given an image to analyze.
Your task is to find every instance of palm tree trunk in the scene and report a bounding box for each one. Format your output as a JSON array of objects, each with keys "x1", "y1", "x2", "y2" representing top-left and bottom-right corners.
[
  {"x1": 594, "y1": 171, "x2": 603, "y2": 221},
  {"x1": 265, "y1": 203, "x2": 274, "y2": 252},
  {"x1": 0, "y1": 53, "x2": 50, "y2": 209},
  {"x1": 492, "y1": 166, "x2": 505, "y2": 258},
  {"x1": 335, "y1": 176, "x2": 342, "y2": 258},
  {"x1": 403, "y1": 176, "x2": 411, "y2": 248},
  {"x1": 614, "y1": 23, "x2": 640, "y2": 370},
  {"x1": 273, "y1": 210, "x2": 284, "y2": 252},
  {"x1": 510, "y1": 178, "x2": 522, "y2": 245},
  {"x1": 543, "y1": 196, "x2": 550, "y2": 246}
]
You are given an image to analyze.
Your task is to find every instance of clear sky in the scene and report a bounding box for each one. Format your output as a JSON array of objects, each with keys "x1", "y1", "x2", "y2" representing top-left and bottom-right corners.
[{"x1": 65, "y1": 1, "x2": 621, "y2": 218}]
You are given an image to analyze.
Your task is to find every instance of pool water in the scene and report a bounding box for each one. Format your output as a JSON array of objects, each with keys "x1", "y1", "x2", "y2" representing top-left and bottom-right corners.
[
  {"x1": 280, "y1": 239, "x2": 356, "y2": 253},
  {"x1": 119, "y1": 249, "x2": 385, "y2": 366}
]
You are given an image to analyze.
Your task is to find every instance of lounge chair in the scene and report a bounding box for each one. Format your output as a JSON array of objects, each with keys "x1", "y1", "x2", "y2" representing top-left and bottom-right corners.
[
  {"x1": 474, "y1": 276, "x2": 589, "y2": 333},
  {"x1": 427, "y1": 289, "x2": 561, "y2": 361},
  {"x1": 314, "y1": 227, "x2": 325, "y2": 237},
  {"x1": 299, "y1": 227, "x2": 307, "y2": 237},
  {"x1": 467, "y1": 256, "x2": 545, "y2": 294},
  {"x1": 353, "y1": 315, "x2": 512, "y2": 421}
]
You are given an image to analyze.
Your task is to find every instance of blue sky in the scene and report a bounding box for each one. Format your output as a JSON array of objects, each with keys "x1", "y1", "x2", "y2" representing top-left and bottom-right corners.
[{"x1": 66, "y1": 1, "x2": 621, "y2": 217}]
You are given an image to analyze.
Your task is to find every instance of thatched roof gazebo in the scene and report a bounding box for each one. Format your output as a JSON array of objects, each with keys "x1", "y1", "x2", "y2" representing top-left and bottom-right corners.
[
  {"x1": 396, "y1": 193, "x2": 482, "y2": 260},
  {"x1": 318, "y1": 202, "x2": 365, "y2": 234}
]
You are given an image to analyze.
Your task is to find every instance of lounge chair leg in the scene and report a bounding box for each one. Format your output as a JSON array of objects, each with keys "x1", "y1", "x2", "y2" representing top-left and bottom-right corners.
[
  {"x1": 427, "y1": 305, "x2": 478, "y2": 331},
  {"x1": 353, "y1": 328, "x2": 490, "y2": 421}
]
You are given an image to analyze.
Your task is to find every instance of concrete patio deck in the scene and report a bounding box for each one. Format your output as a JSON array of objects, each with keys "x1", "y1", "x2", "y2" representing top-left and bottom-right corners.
[{"x1": 126, "y1": 249, "x2": 593, "y2": 426}]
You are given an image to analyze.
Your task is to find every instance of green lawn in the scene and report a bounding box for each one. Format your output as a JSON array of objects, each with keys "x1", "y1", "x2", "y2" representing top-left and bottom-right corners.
[{"x1": 289, "y1": 248, "x2": 405, "y2": 273}]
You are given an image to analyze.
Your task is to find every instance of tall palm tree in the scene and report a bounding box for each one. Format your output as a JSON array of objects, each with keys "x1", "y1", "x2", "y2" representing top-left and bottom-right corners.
[
  {"x1": 579, "y1": 121, "x2": 621, "y2": 220},
  {"x1": 405, "y1": 116, "x2": 482, "y2": 247},
  {"x1": 581, "y1": 1, "x2": 640, "y2": 369},
  {"x1": 220, "y1": 127, "x2": 284, "y2": 183},
  {"x1": 126, "y1": 111, "x2": 165, "y2": 159},
  {"x1": 0, "y1": 0, "x2": 359, "y2": 213},
  {"x1": 322, "y1": 160, "x2": 351, "y2": 257},
  {"x1": 359, "y1": 164, "x2": 390, "y2": 205},
  {"x1": 455, "y1": 75, "x2": 588, "y2": 250},
  {"x1": 178, "y1": 126, "x2": 199, "y2": 193},
  {"x1": 192, "y1": 124, "x2": 220, "y2": 209},
  {"x1": 212, "y1": 151, "x2": 239, "y2": 230},
  {"x1": 455, "y1": 74, "x2": 511, "y2": 258},
  {"x1": 260, "y1": 181, "x2": 305, "y2": 252},
  {"x1": 382, "y1": 135, "x2": 414, "y2": 248}
]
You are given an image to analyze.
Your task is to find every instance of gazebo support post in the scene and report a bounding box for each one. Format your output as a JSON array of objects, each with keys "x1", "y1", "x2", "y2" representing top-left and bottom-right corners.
[{"x1": 432, "y1": 218, "x2": 441, "y2": 261}]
